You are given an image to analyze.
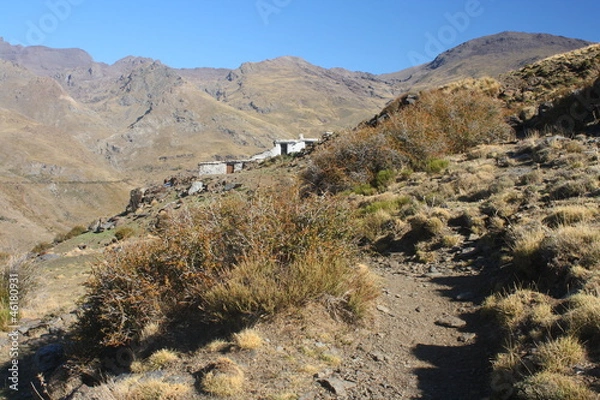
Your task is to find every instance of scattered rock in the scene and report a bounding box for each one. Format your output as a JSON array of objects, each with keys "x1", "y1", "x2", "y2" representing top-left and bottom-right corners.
[
  {"x1": 370, "y1": 351, "x2": 387, "y2": 362},
  {"x1": 318, "y1": 377, "x2": 356, "y2": 396},
  {"x1": 435, "y1": 316, "x2": 467, "y2": 329},
  {"x1": 18, "y1": 319, "x2": 44, "y2": 335},
  {"x1": 223, "y1": 182, "x2": 242, "y2": 191},
  {"x1": 35, "y1": 343, "x2": 65, "y2": 373},
  {"x1": 458, "y1": 333, "x2": 477, "y2": 343},
  {"x1": 461, "y1": 247, "x2": 477, "y2": 255},
  {"x1": 467, "y1": 233, "x2": 480, "y2": 241},
  {"x1": 456, "y1": 292, "x2": 475, "y2": 301},
  {"x1": 376, "y1": 305, "x2": 391, "y2": 315},
  {"x1": 188, "y1": 181, "x2": 204, "y2": 195}
]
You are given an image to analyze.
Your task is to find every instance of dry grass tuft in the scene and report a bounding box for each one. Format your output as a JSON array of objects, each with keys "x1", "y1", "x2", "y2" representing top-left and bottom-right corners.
[
  {"x1": 200, "y1": 357, "x2": 245, "y2": 397},
  {"x1": 146, "y1": 349, "x2": 180, "y2": 371},
  {"x1": 205, "y1": 339, "x2": 230, "y2": 353},
  {"x1": 514, "y1": 371, "x2": 596, "y2": 400},
  {"x1": 110, "y1": 376, "x2": 192, "y2": 400},
  {"x1": 232, "y1": 328, "x2": 263, "y2": 350},
  {"x1": 534, "y1": 336, "x2": 586, "y2": 373},
  {"x1": 509, "y1": 225, "x2": 546, "y2": 277},
  {"x1": 542, "y1": 205, "x2": 595, "y2": 228},
  {"x1": 408, "y1": 214, "x2": 445, "y2": 239},
  {"x1": 565, "y1": 293, "x2": 600, "y2": 341},
  {"x1": 540, "y1": 225, "x2": 600, "y2": 272},
  {"x1": 483, "y1": 289, "x2": 556, "y2": 331}
]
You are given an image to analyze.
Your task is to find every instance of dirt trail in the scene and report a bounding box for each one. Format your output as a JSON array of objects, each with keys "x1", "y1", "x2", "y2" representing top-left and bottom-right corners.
[{"x1": 333, "y1": 252, "x2": 499, "y2": 400}]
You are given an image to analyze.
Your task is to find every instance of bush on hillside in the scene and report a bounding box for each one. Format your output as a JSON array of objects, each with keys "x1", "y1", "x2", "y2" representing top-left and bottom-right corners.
[
  {"x1": 75, "y1": 186, "x2": 378, "y2": 348},
  {"x1": 382, "y1": 89, "x2": 513, "y2": 167},
  {"x1": 0, "y1": 255, "x2": 36, "y2": 331},
  {"x1": 54, "y1": 225, "x2": 88, "y2": 244},
  {"x1": 302, "y1": 128, "x2": 404, "y2": 194},
  {"x1": 303, "y1": 88, "x2": 513, "y2": 193}
]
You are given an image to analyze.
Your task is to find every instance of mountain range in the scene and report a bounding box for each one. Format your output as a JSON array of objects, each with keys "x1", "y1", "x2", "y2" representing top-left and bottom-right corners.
[{"x1": 0, "y1": 31, "x2": 594, "y2": 252}]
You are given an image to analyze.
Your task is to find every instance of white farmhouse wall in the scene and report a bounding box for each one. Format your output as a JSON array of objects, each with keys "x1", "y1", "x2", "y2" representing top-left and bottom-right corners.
[
  {"x1": 199, "y1": 163, "x2": 228, "y2": 175},
  {"x1": 232, "y1": 162, "x2": 245, "y2": 173}
]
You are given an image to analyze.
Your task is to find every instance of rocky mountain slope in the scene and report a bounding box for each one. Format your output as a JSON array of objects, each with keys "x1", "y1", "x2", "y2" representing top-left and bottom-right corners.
[
  {"x1": 382, "y1": 31, "x2": 593, "y2": 90},
  {"x1": 1, "y1": 37, "x2": 600, "y2": 399},
  {"x1": 0, "y1": 32, "x2": 594, "y2": 252}
]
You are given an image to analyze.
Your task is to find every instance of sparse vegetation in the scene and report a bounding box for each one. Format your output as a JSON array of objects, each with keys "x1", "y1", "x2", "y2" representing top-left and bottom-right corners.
[
  {"x1": 514, "y1": 372, "x2": 596, "y2": 400},
  {"x1": 534, "y1": 336, "x2": 586, "y2": 373},
  {"x1": 109, "y1": 376, "x2": 192, "y2": 400},
  {"x1": 115, "y1": 226, "x2": 136, "y2": 241},
  {"x1": 303, "y1": 87, "x2": 513, "y2": 193},
  {"x1": 11, "y1": 41, "x2": 600, "y2": 400},
  {"x1": 200, "y1": 357, "x2": 245, "y2": 397},
  {"x1": 424, "y1": 158, "x2": 449, "y2": 174},
  {"x1": 75, "y1": 186, "x2": 378, "y2": 348},
  {"x1": 0, "y1": 255, "x2": 36, "y2": 331},
  {"x1": 54, "y1": 225, "x2": 88, "y2": 244},
  {"x1": 232, "y1": 328, "x2": 263, "y2": 350}
]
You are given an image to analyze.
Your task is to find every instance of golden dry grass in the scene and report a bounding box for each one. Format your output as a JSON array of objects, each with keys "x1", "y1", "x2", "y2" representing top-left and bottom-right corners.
[
  {"x1": 534, "y1": 336, "x2": 586, "y2": 373},
  {"x1": 509, "y1": 225, "x2": 546, "y2": 276},
  {"x1": 542, "y1": 205, "x2": 596, "y2": 228},
  {"x1": 514, "y1": 371, "x2": 596, "y2": 400},
  {"x1": 232, "y1": 329, "x2": 263, "y2": 350},
  {"x1": 565, "y1": 293, "x2": 600, "y2": 340},
  {"x1": 205, "y1": 339, "x2": 230, "y2": 353},
  {"x1": 109, "y1": 376, "x2": 192, "y2": 400},
  {"x1": 200, "y1": 357, "x2": 245, "y2": 397},
  {"x1": 483, "y1": 289, "x2": 556, "y2": 331}
]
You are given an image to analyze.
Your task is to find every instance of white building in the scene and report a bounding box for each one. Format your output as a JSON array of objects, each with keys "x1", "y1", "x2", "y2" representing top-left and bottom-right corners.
[
  {"x1": 199, "y1": 135, "x2": 320, "y2": 176},
  {"x1": 251, "y1": 135, "x2": 319, "y2": 161},
  {"x1": 198, "y1": 160, "x2": 246, "y2": 175}
]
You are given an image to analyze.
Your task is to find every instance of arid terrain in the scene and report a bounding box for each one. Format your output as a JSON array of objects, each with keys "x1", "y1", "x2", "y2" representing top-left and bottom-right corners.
[
  {"x1": 1, "y1": 34, "x2": 600, "y2": 400},
  {"x1": 0, "y1": 32, "x2": 592, "y2": 253}
]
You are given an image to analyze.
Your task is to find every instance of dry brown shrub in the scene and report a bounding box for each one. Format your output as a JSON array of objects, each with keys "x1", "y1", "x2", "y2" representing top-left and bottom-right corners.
[
  {"x1": 383, "y1": 89, "x2": 513, "y2": 166},
  {"x1": 76, "y1": 186, "x2": 378, "y2": 348},
  {"x1": 302, "y1": 128, "x2": 403, "y2": 194},
  {"x1": 303, "y1": 87, "x2": 513, "y2": 193}
]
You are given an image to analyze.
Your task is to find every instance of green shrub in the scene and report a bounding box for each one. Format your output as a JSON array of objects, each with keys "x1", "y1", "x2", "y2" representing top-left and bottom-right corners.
[
  {"x1": 75, "y1": 186, "x2": 379, "y2": 348},
  {"x1": 424, "y1": 158, "x2": 449, "y2": 174},
  {"x1": 352, "y1": 184, "x2": 377, "y2": 196},
  {"x1": 31, "y1": 241, "x2": 53, "y2": 254},
  {"x1": 54, "y1": 225, "x2": 88, "y2": 244},
  {"x1": 114, "y1": 226, "x2": 136, "y2": 241},
  {"x1": 372, "y1": 169, "x2": 396, "y2": 191}
]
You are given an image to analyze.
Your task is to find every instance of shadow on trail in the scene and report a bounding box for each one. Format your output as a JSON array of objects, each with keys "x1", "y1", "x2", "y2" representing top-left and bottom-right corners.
[{"x1": 409, "y1": 239, "x2": 511, "y2": 400}]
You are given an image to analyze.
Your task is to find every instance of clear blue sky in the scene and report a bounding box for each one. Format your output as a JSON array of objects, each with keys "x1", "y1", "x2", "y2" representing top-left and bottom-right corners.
[{"x1": 1, "y1": 0, "x2": 599, "y2": 74}]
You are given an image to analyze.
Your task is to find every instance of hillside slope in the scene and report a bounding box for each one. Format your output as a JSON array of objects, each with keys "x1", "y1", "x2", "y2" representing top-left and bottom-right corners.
[
  {"x1": 381, "y1": 31, "x2": 593, "y2": 90},
  {"x1": 0, "y1": 32, "x2": 595, "y2": 252}
]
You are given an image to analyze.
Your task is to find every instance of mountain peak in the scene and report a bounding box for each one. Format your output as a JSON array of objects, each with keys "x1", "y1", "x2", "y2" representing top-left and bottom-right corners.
[{"x1": 428, "y1": 31, "x2": 593, "y2": 70}]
